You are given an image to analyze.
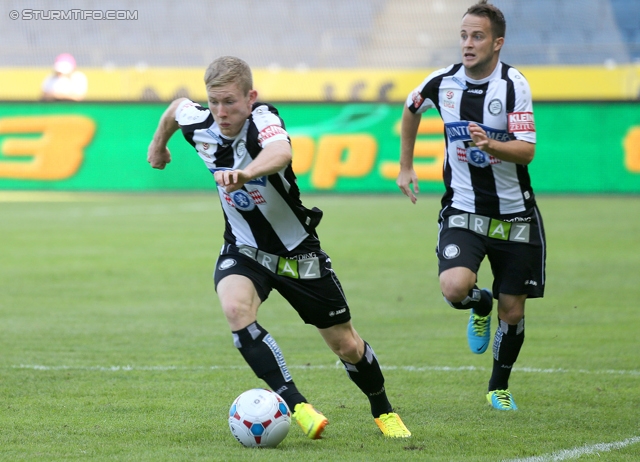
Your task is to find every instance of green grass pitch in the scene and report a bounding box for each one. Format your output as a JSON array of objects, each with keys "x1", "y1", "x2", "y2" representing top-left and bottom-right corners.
[{"x1": 1, "y1": 193, "x2": 639, "y2": 461}]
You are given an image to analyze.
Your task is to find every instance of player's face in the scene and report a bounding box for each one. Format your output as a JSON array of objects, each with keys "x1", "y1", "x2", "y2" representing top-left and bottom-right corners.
[
  {"x1": 460, "y1": 14, "x2": 503, "y2": 79},
  {"x1": 207, "y1": 83, "x2": 257, "y2": 137}
]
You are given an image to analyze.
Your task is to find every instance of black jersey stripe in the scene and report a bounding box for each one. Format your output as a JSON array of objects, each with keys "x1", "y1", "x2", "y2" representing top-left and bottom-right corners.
[
  {"x1": 503, "y1": 63, "x2": 536, "y2": 209},
  {"x1": 213, "y1": 145, "x2": 235, "y2": 168},
  {"x1": 177, "y1": 99, "x2": 321, "y2": 254},
  {"x1": 180, "y1": 112, "x2": 213, "y2": 148},
  {"x1": 427, "y1": 65, "x2": 461, "y2": 210},
  {"x1": 267, "y1": 166, "x2": 323, "y2": 252},
  {"x1": 409, "y1": 61, "x2": 537, "y2": 215},
  {"x1": 227, "y1": 187, "x2": 289, "y2": 254},
  {"x1": 459, "y1": 82, "x2": 501, "y2": 214}
]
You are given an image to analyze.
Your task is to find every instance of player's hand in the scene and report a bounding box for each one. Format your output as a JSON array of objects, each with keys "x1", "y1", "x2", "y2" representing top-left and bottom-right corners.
[
  {"x1": 396, "y1": 168, "x2": 419, "y2": 204},
  {"x1": 214, "y1": 169, "x2": 251, "y2": 193},
  {"x1": 147, "y1": 141, "x2": 171, "y2": 169},
  {"x1": 468, "y1": 122, "x2": 491, "y2": 151}
]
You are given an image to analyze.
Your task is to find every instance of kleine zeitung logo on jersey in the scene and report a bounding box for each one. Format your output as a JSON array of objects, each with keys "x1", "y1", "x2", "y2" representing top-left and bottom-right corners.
[
  {"x1": 508, "y1": 112, "x2": 535, "y2": 132},
  {"x1": 258, "y1": 125, "x2": 287, "y2": 144}
]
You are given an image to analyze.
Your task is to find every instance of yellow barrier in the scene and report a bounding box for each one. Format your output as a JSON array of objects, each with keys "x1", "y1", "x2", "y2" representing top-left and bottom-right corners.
[{"x1": 1, "y1": 65, "x2": 639, "y2": 101}]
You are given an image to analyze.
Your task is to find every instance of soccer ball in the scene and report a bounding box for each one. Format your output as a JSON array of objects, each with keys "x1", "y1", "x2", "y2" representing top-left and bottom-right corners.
[{"x1": 228, "y1": 388, "x2": 291, "y2": 448}]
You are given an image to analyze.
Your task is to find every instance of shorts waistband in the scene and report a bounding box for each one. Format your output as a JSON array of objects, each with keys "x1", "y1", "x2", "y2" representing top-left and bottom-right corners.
[
  {"x1": 221, "y1": 244, "x2": 323, "y2": 279},
  {"x1": 446, "y1": 213, "x2": 531, "y2": 242}
]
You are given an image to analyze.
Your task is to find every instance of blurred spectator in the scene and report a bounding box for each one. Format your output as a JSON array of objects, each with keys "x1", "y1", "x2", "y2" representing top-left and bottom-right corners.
[{"x1": 41, "y1": 53, "x2": 88, "y2": 101}]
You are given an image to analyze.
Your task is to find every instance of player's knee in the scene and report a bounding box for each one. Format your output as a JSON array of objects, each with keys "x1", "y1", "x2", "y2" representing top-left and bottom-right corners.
[
  {"x1": 497, "y1": 297, "x2": 526, "y2": 324},
  {"x1": 440, "y1": 267, "x2": 476, "y2": 302},
  {"x1": 221, "y1": 301, "x2": 254, "y2": 328},
  {"x1": 497, "y1": 308, "x2": 524, "y2": 325},
  {"x1": 440, "y1": 278, "x2": 470, "y2": 302},
  {"x1": 441, "y1": 284, "x2": 470, "y2": 304},
  {"x1": 330, "y1": 335, "x2": 362, "y2": 362}
]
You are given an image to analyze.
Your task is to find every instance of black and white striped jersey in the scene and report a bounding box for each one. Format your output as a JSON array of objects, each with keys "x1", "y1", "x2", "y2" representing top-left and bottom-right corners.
[
  {"x1": 406, "y1": 62, "x2": 537, "y2": 216},
  {"x1": 175, "y1": 99, "x2": 323, "y2": 256}
]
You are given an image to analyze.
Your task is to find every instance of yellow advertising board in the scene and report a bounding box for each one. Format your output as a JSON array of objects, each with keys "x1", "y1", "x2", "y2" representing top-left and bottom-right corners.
[{"x1": 1, "y1": 65, "x2": 639, "y2": 102}]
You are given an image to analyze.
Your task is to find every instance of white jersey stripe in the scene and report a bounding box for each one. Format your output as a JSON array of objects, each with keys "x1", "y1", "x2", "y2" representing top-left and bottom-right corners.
[
  {"x1": 408, "y1": 62, "x2": 537, "y2": 216},
  {"x1": 176, "y1": 100, "x2": 320, "y2": 254}
]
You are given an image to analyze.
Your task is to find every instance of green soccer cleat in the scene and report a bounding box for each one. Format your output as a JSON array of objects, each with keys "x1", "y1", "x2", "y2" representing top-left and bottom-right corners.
[
  {"x1": 374, "y1": 412, "x2": 411, "y2": 438},
  {"x1": 486, "y1": 389, "x2": 518, "y2": 410},
  {"x1": 292, "y1": 402, "x2": 328, "y2": 439}
]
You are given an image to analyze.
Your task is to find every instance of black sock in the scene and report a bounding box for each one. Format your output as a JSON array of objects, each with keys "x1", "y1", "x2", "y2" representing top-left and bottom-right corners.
[
  {"x1": 232, "y1": 322, "x2": 306, "y2": 409},
  {"x1": 340, "y1": 342, "x2": 393, "y2": 418},
  {"x1": 444, "y1": 286, "x2": 492, "y2": 316},
  {"x1": 488, "y1": 317, "x2": 525, "y2": 391}
]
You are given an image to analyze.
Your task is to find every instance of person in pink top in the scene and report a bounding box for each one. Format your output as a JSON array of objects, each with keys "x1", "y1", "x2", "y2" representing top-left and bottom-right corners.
[{"x1": 41, "y1": 53, "x2": 88, "y2": 101}]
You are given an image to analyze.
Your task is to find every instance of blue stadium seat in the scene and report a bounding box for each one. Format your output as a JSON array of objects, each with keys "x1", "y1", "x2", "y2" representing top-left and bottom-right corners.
[
  {"x1": 610, "y1": 0, "x2": 640, "y2": 59},
  {"x1": 0, "y1": 0, "x2": 636, "y2": 68}
]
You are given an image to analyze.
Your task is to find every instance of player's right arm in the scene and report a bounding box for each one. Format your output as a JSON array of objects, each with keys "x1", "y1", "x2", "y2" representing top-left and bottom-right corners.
[
  {"x1": 397, "y1": 67, "x2": 450, "y2": 203},
  {"x1": 397, "y1": 105, "x2": 422, "y2": 204},
  {"x1": 147, "y1": 97, "x2": 188, "y2": 170}
]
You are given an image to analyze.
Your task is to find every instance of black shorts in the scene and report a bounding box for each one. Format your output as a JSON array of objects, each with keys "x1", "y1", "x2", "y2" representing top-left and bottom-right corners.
[
  {"x1": 436, "y1": 205, "x2": 546, "y2": 298},
  {"x1": 213, "y1": 243, "x2": 351, "y2": 329}
]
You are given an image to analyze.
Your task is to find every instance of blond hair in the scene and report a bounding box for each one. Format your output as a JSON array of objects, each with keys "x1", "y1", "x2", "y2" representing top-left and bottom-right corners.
[{"x1": 204, "y1": 56, "x2": 253, "y2": 94}]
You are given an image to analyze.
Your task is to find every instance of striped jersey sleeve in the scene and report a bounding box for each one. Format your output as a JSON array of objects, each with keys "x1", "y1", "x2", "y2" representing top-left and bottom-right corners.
[{"x1": 405, "y1": 62, "x2": 538, "y2": 216}]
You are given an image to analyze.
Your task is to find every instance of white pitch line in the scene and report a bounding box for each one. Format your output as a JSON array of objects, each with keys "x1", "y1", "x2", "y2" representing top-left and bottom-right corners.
[
  {"x1": 8, "y1": 364, "x2": 640, "y2": 376},
  {"x1": 504, "y1": 436, "x2": 640, "y2": 462}
]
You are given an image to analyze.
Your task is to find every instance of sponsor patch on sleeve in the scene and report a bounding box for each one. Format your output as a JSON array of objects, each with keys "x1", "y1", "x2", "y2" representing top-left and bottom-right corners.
[
  {"x1": 508, "y1": 112, "x2": 535, "y2": 133},
  {"x1": 258, "y1": 125, "x2": 288, "y2": 145},
  {"x1": 411, "y1": 91, "x2": 424, "y2": 109}
]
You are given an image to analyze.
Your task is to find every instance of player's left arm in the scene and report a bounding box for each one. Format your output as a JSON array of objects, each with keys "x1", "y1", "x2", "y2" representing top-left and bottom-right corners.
[
  {"x1": 469, "y1": 123, "x2": 535, "y2": 165},
  {"x1": 470, "y1": 68, "x2": 536, "y2": 165},
  {"x1": 215, "y1": 140, "x2": 292, "y2": 193}
]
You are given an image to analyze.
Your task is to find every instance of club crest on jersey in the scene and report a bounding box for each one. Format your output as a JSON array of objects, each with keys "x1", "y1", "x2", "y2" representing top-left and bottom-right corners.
[
  {"x1": 457, "y1": 147, "x2": 500, "y2": 166},
  {"x1": 223, "y1": 189, "x2": 266, "y2": 210},
  {"x1": 229, "y1": 190, "x2": 256, "y2": 211},
  {"x1": 236, "y1": 141, "x2": 247, "y2": 158},
  {"x1": 466, "y1": 147, "x2": 491, "y2": 168},
  {"x1": 488, "y1": 99, "x2": 502, "y2": 115}
]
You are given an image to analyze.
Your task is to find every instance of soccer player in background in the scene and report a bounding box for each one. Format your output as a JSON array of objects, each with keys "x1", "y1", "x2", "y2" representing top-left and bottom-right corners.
[
  {"x1": 397, "y1": 0, "x2": 546, "y2": 410},
  {"x1": 147, "y1": 56, "x2": 410, "y2": 438}
]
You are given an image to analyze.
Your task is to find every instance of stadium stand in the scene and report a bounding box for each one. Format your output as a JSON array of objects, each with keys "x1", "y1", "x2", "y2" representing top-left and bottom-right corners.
[
  {"x1": 611, "y1": 0, "x2": 640, "y2": 60},
  {"x1": 1, "y1": 0, "x2": 638, "y2": 69},
  {"x1": 496, "y1": 0, "x2": 631, "y2": 65}
]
